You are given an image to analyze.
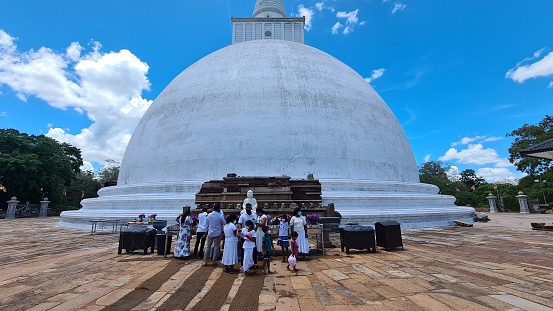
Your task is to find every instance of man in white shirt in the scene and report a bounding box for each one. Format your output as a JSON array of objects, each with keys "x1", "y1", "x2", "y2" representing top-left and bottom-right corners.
[
  {"x1": 202, "y1": 204, "x2": 226, "y2": 266},
  {"x1": 239, "y1": 203, "x2": 257, "y2": 229},
  {"x1": 193, "y1": 207, "x2": 208, "y2": 258}
]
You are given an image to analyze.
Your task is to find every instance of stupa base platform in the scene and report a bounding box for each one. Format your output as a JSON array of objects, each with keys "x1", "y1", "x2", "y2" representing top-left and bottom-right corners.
[{"x1": 60, "y1": 178, "x2": 476, "y2": 230}]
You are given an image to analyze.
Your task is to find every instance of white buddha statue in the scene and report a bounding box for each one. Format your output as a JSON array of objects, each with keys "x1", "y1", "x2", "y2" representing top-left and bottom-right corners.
[{"x1": 242, "y1": 190, "x2": 258, "y2": 213}]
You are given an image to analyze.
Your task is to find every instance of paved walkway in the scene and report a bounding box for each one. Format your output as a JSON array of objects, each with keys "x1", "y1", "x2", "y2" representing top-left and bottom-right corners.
[{"x1": 1, "y1": 213, "x2": 553, "y2": 311}]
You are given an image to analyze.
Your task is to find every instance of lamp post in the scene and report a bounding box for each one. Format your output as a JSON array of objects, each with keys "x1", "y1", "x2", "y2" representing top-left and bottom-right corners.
[{"x1": 534, "y1": 179, "x2": 547, "y2": 204}]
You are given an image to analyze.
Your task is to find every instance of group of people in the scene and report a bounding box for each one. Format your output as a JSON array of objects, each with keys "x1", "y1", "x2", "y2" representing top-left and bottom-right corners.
[{"x1": 173, "y1": 201, "x2": 310, "y2": 274}]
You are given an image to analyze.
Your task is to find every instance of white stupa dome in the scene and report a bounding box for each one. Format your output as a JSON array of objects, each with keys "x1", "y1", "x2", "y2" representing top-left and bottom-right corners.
[
  {"x1": 60, "y1": 2, "x2": 475, "y2": 229},
  {"x1": 118, "y1": 40, "x2": 418, "y2": 185}
]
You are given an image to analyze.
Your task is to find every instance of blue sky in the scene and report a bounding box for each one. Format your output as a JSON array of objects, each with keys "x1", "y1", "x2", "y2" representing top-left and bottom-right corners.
[{"x1": 0, "y1": 0, "x2": 552, "y2": 183}]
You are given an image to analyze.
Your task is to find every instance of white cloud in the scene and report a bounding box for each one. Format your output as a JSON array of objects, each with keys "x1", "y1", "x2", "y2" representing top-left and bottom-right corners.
[
  {"x1": 515, "y1": 47, "x2": 545, "y2": 67},
  {"x1": 439, "y1": 144, "x2": 512, "y2": 167},
  {"x1": 477, "y1": 168, "x2": 518, "y2": 184},
  {"x1": 392, "y1": 3, "x2": 407, "y2": 14},
  {"x1": 0, "y1": 30, "x2": 15, "y2": 47},
  {"x1": 297, "y1": 5, "x2": 315, "y2": 31},
  {"x1": 506, "y1": 50, "x2": 553, "y2": 84},
  {"x1": 451, "y1": 136, "x2": 484, "y2": 146},
  {"x1": 315, "y1": 2, "x2": 324, "y2": 11},
  {"x1": 1, "y1": 111, "x2": 7, "y2": 117},
  {"x1": 365, "y1": 68, "x2": 386, "y2": 84},
  {"x1": 66, "y1": 42, "x2": 83, "y2": 62},
  {"x1": 0, "y1": 29, "x2": 153, "y2": 165},
  {"x1": 548, "y1": 81, "x2": 553, "y2": 88},
  {"x1": 532, "y1": 48, "x2": 545, "y2": 58},
  {"x1": 424, "y1": 154, "x2": 431, "y2": 162},
  {"x1": 331, "y1": 22, "x2": 343, "y2": 34},
  {"x1": 401, "y1": 107, "x2": 416, "y2": 127},
  {"x1": 314, "y1": 1, "x2": 334, "y2": 12},
  {"x1": 481, "y1": 136, "x2": 503, "y2": 143},
  {"x1": 451, "y1": 135, "x2": 502, "y2": 146},
  {"x1": 334, "y1": 9, "x2": 363, "y2": 34},
  {"x1": 447, "y1": 166, "x2": 460, "y2": 181},
  {"x1": 81, "y1": 161, "x2": 94, "y2": 172},
  {"x1": 337, "y1": 9, "x2": 359, "y2": 24}
]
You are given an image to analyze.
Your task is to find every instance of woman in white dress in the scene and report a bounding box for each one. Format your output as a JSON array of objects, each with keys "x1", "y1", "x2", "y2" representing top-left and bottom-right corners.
[
  {"x1": 242, "y1": 220, "x2": 257, "y2": 274},
  {"x1": 290, "y1": 206, "x2": 309, "y2": 260},
  {"x1": 255, "y1": 208, "x2": 268, "y2": 257},
  {"x1": 222, "y1": 215, "x2": 239, "y2": 273}
]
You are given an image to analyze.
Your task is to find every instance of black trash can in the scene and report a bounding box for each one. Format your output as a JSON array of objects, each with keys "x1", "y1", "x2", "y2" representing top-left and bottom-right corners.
[
  {"x1": 338, "y1": 224, "x2": 376, "y2": 254},
  {"x1": 156, "y1": 234, "x2": 173, "y2": 255},
  {"x1": 375, "y1": 221, "x2": 403, "y2": 250},
  {"x1": 118, "y1": 228, "x2": 156, "y2": 255}
]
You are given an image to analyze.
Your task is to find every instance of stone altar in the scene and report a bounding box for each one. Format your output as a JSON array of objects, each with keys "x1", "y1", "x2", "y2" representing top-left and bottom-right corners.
[{"x1": 195, "y1": 175, "x2": 322, "y2": 210}]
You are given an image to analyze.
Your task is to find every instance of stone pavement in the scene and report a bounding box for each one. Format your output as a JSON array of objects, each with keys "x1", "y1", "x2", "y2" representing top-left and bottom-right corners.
[{"x1": 1, "y1": 214, "x2": 553, "y2": 311}]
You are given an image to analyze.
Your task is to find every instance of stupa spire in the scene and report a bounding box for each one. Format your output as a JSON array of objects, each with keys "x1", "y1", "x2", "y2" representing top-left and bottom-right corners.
[
  {"x1": 253, "y1": 0, "x2": 287, "y2": 18},
  {"x1": 231, "y1": 0, "x2": 304, "y2": 44}
]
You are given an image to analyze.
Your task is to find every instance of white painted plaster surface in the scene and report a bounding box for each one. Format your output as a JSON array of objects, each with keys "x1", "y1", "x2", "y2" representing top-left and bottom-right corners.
[
  {"x1": 61, "y1": 40, "x2": 475, "y2": 229},
  {"x1": 119, "y1": 40, "x2": 419, "y2": 184},
  {"x1": 253, "y1": 0, "x2": 286, "y2": 17}
]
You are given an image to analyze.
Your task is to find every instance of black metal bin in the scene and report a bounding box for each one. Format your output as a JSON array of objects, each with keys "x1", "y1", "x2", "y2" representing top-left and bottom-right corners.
[
  {"x1": 118, "y1": 228, "x2": 156, "y2": 254},
  {"x1": 375, "y1": 221, "x2": 403, "y2": 250},
  {"x1": 156, "y1": 234, "x2": 173, "y2": 255},
  {"x1": 339, "y1": 224, "x2": 376, "y2": 254}
]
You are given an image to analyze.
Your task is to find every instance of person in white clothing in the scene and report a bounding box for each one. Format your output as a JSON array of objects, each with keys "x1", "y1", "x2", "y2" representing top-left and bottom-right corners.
[
  {"x1": 290, "y1": 206, "x2": 309, "y2": 260},
  {"x1": 242, "y1": 220, "x2": 257, "y2": 274},
  {"x1": 238, "y1": 203, "x2": 257, "y2": 262},
  {"x1": 239, "y1": 204, "x2": 258, "y2": 229},
  {"x1": 202, "y1": 204, "x2": 226, "y2": 266},
  {"x1": 277, "y1": 214, "x2": 290, "y2": 263},
  {"x1": 255, "y1": 207, "x2": 268, "y2": 255},
  {"x1": 193, "y1": 207, "x2": 208, "y2": 258},
  {"x1": 222, "y1": 214, "x2": 239, "y2": 273}
]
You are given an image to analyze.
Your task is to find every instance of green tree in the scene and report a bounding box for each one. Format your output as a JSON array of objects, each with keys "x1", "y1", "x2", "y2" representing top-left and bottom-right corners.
[
  {"x1": 419, "y1": 161, "x2": 490, "y2": 207},
  {"x1": 419, "y1": 161, "x2": 458, "y2": 196},
  {"x1": 518, "y1": 173, "x2": 552, "y2": 206},
  {"x1": 507, "y1": 115, "x2": 553, "y2": 175},
  {"x1": 459, "y1": 169, "x2": 486, "y2": 188},
  {"x1": 60, "y1": 142, "x2": 84, "y2": 174},
  {"x1": 419, "y1": 160, "x2": 448, "y2": 178},
  {"x1": 97, "y1": 159, "x2": 120, "y2": 184},
  {"x1": 60, "y1": 171, "x2": 102, "y2": 210},
  {"x1": 0, "y1": 129, "x2": 83, "y2": 210}
]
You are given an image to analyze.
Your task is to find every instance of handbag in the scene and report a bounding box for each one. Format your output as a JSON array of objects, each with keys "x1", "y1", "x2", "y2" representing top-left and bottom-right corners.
[
  {"x1": 186, "y1": 233, "x2": 192, "y2": 241},
  {"x1": 288, "y1": 254, "x2": 297, "y2": 267}
]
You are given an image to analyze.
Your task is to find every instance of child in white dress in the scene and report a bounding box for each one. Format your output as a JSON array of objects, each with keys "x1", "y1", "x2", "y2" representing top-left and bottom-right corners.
[{"x1": 242, "y1": 220, "x2": 257, "y2": 274}]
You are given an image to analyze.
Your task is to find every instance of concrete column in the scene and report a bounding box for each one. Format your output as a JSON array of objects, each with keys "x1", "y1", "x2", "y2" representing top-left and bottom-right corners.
[
  {"x1": 486, "y1": 193, "x2": 498, "y2": 213},
  {"x1": 39, "y1": 198, "x2": 50, "y2": 217},
  {"x1": 6, "y1": 197, "x2": 19, "y2": 219},
  {"x1": 516, "y1": 191, "x2": 529, "y2": 214}
]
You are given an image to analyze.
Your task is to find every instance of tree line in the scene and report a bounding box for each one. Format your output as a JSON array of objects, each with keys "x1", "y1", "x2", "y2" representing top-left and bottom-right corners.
[
  {"x1": 0, "y1": 129, "x2": 119, "y2": 211},
  {"x1": 420, "y1": 115, "x2": 552, "y2": 210},
  {"x1": 1, "y1": 115, "x2": 551, "y2": 212}
]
